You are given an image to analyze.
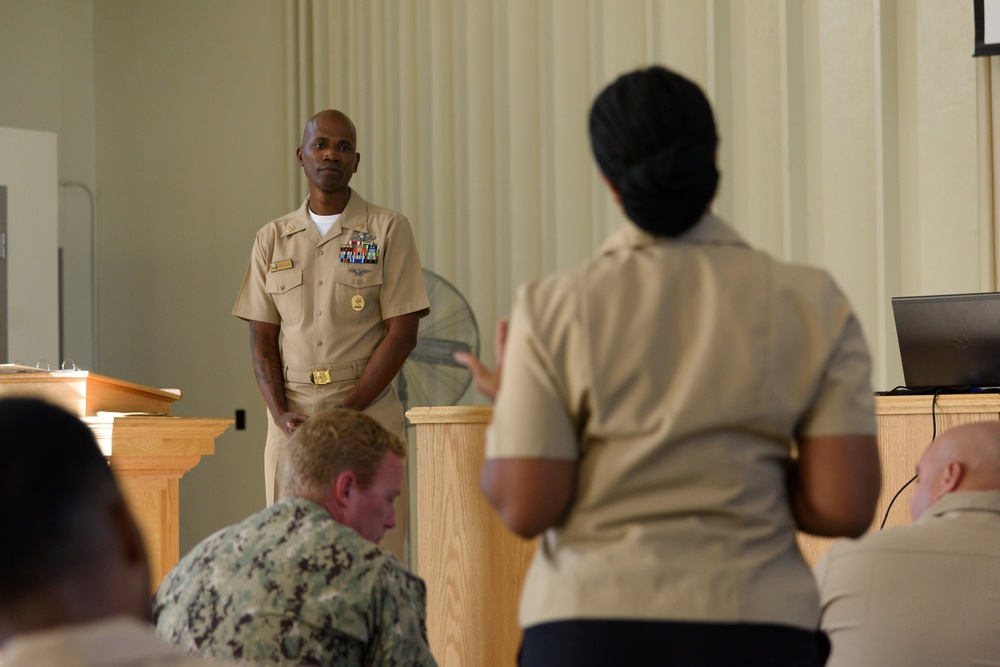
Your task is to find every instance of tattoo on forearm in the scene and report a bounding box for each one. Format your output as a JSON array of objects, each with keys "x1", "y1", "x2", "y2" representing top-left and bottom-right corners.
[
  {"x1": 250, "y1": 324, "x2": 283, "y2": 389},
  {"x1": 254, "y1": 351, "x2": 283, "y2": 387}
]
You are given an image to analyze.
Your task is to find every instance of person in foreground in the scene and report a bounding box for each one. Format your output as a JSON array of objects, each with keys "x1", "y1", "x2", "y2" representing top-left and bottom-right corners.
[
  {"x1": 815, "y1": 420, "x2": 1000, "y2": 667},
  {"x1": 153, "y1": 408, "x2": 437, "y2": 667},
  {"x1": 0, "y1": 397, "x2": 238, "y2": 667},
  {"x1": 456, "y1": 65, "x2": 881, "y2": 666}
]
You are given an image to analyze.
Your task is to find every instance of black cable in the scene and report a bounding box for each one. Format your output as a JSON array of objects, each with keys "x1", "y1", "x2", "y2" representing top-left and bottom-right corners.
[
  {"x1": 879, "y1": 388, "x2": 942, "y2": 529},
  {"x1": 879, "y1": 473, "x2": 916, "y2": 529}
]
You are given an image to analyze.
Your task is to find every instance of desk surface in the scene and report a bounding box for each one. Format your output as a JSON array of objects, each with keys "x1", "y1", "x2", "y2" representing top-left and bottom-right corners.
[{"x1": 876, "y1": 392, "x2": 1000, "y2": 414}]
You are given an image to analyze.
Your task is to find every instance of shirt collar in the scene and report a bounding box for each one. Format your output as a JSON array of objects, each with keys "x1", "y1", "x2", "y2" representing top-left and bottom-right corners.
[
  {"x1": 598, "y1": 211, "x2": 749, "y2": 257},
  {"x1": 918, "y1": 490, "x2": 1000, "y2": 523},
  {"x1": 285, "y1": 188, "x2": 368, "y2": 240}
]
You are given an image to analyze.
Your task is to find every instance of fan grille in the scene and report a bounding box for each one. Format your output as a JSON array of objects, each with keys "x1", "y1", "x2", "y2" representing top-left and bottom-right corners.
[{"x1": 395, "y1": 270, "x2": 479, "y2": 411}]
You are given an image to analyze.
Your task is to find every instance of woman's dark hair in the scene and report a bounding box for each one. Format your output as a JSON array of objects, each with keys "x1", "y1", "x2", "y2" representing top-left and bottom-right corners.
[{"x1": 589, "y1": 65, "x2": 719, "y2": 237}]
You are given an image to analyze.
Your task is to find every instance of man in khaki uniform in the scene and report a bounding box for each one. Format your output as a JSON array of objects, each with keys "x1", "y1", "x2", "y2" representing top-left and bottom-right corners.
[
  {"x1": 815, "y1": 421, "x2": 1000, "y2": 667},
  {"x1": 233, "y1": 109, "x2": 429, "y2": 560}
]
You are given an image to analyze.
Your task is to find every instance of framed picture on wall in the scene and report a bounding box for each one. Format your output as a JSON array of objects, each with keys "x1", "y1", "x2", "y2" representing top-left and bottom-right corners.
[{"x1": 975, "y1": 0, "x2": 1000, "y2": 56}]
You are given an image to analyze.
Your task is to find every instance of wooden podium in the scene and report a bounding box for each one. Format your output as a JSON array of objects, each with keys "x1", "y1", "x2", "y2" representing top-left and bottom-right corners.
[
  {"x1": 409, "y1": 395, "x2": 1000, "y2": 666},
  {"x1": 407, "y1": 406, "x2": 535, "y2": 667},
  {"x1": 0, "y1": 370, "x2": 232, "y2": 587}
]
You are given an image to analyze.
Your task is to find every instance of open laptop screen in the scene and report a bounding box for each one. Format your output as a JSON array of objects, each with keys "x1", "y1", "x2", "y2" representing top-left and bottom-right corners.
[{"x1": 891, "y1": 291, "x2": 1000, "y2": 390}]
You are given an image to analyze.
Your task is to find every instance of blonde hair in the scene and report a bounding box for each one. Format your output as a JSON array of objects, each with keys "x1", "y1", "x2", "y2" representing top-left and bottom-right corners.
[{"x1": 281, "y1": 408, "x2": 406, "y2": 497}]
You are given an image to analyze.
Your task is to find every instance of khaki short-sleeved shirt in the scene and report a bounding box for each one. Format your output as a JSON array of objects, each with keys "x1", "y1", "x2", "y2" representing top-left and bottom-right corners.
[
  {"x1": 0, "y1": 618, "x2": 243, "y2": 667},
  {"x1": 815, "y1": 491, "x2": 1000, "y2": 667},
  {"x1": 487, "y1": 213, "x2": 876, "y2": 630},
  {"x1": 232, "y1": 190, "x2": 430, "y2": 366}
]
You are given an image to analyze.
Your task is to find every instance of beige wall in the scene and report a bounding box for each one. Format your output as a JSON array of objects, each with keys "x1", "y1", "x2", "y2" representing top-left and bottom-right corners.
[
  {"x1": 0, "y1": 0, "x2": 288, "y2": 549},
  {"x1": 91, "y1": 0, "x2": 288, "y2": 549},
  {"x1": 0, "y1": 0, "x2": 989, "y2": 551},
  {"x1": 0, "y1": 0, "x2": 95, "y2": 368}
]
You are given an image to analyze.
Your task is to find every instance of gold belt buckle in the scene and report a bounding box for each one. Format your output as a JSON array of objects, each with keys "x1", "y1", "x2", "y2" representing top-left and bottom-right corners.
[{"x1": 310, "y1": 369, "x2": 332, "y2": 385}]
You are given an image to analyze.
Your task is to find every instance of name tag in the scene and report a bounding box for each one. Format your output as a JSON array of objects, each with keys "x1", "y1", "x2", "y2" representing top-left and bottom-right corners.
[{"x1": 269, "y1": 259, "x2": 293, "y2": 272}]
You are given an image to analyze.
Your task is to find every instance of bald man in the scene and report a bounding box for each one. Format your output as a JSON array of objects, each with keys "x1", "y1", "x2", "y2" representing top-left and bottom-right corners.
[
  {"x1": 814, "y1": 421, "x2": 1000, "y2": 667},
  {"x1": 233, "y1": 110, "x2": 430, "y2": 562}
]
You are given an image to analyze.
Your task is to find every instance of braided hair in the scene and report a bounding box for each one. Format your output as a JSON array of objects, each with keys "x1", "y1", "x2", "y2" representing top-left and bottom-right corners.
[{"x1": 589, "y1": 66, "x2": 719, "y2": 237}]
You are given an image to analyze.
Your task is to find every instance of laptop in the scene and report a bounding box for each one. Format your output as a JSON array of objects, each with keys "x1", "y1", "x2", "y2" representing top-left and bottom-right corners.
[{"x1": 890, "y1": 291, "x2": 1000, "y2": 391}]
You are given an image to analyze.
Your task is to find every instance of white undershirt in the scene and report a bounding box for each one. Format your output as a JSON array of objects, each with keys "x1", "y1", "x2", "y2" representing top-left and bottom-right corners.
[{"x1": 309, "y1": 209, "x2": 341, "y2": 236}]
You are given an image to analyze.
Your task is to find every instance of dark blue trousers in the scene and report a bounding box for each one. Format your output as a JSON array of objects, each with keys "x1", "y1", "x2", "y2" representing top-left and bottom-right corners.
[{"x1": 519, "y1": 619, "x2": 831, "y2": 667}]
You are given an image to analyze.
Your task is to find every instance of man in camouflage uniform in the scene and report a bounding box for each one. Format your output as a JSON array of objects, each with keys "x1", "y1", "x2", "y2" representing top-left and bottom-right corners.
[{"x1": 152, "y1": 408, "x2": 437, "y2": 666}]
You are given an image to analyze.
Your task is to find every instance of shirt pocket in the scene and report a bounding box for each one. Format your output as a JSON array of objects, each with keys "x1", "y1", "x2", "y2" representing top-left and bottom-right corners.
[
  {"x1": 334, "y1": 267, "x2": 383, "y2": 322},
  {"x1": 266, "y1": 268, "x2": 304, "y2": 325}
]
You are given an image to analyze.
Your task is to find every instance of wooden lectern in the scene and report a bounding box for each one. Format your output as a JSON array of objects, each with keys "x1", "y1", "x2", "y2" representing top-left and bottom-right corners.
[
  {"x1": 410, "y1": 394, "x2": 1000, "y2": 666},
  {"x1": 0, "y1": 370, "x2": 231, "y2": 587},
  {"x1": 407, "y1": 406, "x2": 535, "y2": 667}
]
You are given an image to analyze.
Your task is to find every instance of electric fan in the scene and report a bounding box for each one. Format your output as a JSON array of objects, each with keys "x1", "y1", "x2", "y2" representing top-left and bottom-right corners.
[{"x1": 394, "y1": 269, "x2": 480, "y2": 412}]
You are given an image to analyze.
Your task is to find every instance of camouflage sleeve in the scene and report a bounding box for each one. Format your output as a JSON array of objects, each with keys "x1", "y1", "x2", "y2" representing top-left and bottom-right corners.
[{"x1": 367, "y1": 560, "x2": 438, "y2": 667}]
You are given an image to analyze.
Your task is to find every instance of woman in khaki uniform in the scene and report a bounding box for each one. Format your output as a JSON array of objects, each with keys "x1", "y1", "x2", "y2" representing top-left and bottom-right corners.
[{"x1": 458, "y1": 67, "x2": 881, "y2": 666}]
